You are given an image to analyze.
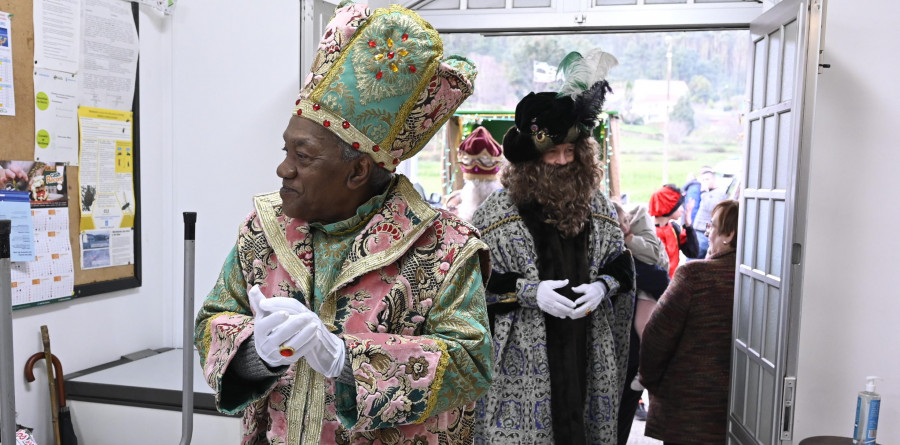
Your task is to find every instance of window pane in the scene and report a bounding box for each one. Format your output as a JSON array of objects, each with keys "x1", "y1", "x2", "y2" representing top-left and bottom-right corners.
[
  {"x1": 470, "y1": 0, "x2": 506, "y2": 8},
  {"x1": 782, "y1": 18, "x2": 799, "y2": 102},
  {"x1": 515, "y1": 0, "x2": 551, "y2": 7},
  {"x1": 419, "y1": 0, "x2": 460, "y2": 9}
]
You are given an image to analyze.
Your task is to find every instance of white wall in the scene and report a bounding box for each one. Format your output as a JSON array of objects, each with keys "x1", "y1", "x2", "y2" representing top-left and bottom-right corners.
[
  {"x1": 168, "y1": 0, "x2": 300, "y2": 342},
  {"x1": 8, "y1": 1, "x2": 299, "y2": 442},
  {"x1": 794, "y1": 0, "x2": 900, "y2": 442}
]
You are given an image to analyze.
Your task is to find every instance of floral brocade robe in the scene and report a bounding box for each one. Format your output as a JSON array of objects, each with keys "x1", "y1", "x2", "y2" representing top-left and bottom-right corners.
[
  {"x1": 471, "y1": 189, "x2": 635, "y2": 445},
  {"x1": 194, "y1": 176, "x2": 493, "y2": 445}
]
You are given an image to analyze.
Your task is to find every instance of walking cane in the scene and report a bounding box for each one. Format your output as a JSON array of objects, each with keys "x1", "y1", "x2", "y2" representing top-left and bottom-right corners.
[
  {"x1": 179, "y1": 212, "x2": 196, "y2": 445},
  {"x1": 0, "y1": 220, "x2": 17, "y2": 445},
  {"x1": 41, "y1": 326, "x2": 61, "y2": 445}
]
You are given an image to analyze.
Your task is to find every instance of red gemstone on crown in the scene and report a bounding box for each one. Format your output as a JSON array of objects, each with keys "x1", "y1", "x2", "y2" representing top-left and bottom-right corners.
[
  {"x1": 378, "y1": 162, "x2": 385, "y2": 167},
  {"x1": 372, "y1": 145, "x2": 380, "y2": 152},
  {"x1": 352, "y1": 142, "x2": 360, "y2": 149},
  {"x1": 402, "y1": 33, "x2": 408, "y2": 41},
  {"x1": 388, "y1": 52, "x2": 394, "y2": 59},
  {"x1": 342, "y1": 121, "x2": 350, "y2": 129},
  {"x1": 323, "y1": 120, "x2": 331, "y2": 127},
  {"x1": 313, "y1": 104, "x2": 321, "y2": 110},
  {"x1": 409, "y1": 65, "x2": 416, "y2": 73},
  {"x1": 296, "y1": 109, "x2": 302, "y2": 116},
  {"x1": 369, "y1": 40, "x2": 376, "y2": 47},
  {"x1": 376, "y1": 71, "x2": 383, "y2": 80},
  {"x1": 392, "y1": 158, "x2": 399, "y2": 165},
  {"x1": 295, "y1": 99, "x2": 301, "y2": 105}
]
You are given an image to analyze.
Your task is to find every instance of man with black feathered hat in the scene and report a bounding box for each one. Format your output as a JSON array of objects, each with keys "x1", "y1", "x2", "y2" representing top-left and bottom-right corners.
[{"x1": 472, "y1": 49, "x2": 635, "y2": 444}]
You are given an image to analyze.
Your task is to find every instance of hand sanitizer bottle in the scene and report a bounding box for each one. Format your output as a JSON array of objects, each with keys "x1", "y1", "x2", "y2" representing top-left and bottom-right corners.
[{"x1": 853, "y1": 376, "x2": 882, "y2": 445}]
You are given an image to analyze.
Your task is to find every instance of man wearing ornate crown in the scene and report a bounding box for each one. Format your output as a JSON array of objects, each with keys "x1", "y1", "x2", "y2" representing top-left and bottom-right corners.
[
  {"x1": 454, "y1": 126, "x2": 504, "y2": 222},
  {"x1": 472, "y1": 49, "x2": 635, "y2": 444},
  {"x1": 194, "y1": 3, "x2": 492, "y2": 444}
]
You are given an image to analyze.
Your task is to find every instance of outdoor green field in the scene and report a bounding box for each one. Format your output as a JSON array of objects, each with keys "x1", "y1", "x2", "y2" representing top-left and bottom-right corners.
[{"x1": 615, "y1": 124, "x2": 743, "y2": 204}]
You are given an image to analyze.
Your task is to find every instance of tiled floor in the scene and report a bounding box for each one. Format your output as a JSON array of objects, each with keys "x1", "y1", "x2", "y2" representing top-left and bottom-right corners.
[{"x1": 627, "y1": 391, "x2": 662, "y2": 445}]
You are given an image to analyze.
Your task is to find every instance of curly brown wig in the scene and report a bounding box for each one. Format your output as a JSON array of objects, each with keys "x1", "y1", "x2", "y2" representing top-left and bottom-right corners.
[{"x1": 502, "y1": 137, "x2": 603, "y2": 238}]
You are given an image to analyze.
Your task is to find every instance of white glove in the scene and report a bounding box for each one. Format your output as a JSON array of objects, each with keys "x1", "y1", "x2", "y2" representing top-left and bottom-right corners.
[
  {"x1": 536, "y1": 279, "x2": 575, "y2": 319},
  {"x1": 248, "y1": 285, "x2": 346, "y2": 376},
  {"x1": 292, "y1": 322, "x2": 346, "y2": 378},
  {"x1": 570, "y1": 281, "x2": 608, "y2": 319}
]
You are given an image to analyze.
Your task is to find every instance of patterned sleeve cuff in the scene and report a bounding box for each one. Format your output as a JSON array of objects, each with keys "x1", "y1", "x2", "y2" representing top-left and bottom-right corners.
[
  {"x1": 597, "y1": 275, "x2": 620, "y2": 297},
  {"x1": 517, "y1": 278, "x2": 541, "y2": 308}
]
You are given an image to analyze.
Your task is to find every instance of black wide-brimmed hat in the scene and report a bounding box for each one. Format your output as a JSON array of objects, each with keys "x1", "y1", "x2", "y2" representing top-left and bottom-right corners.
[{"x1": 503, "y1": 49, "x2": 618, "y2": 164}]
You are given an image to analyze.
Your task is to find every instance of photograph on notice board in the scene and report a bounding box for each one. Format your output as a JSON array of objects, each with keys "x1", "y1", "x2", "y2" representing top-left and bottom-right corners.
[
  {"x1": 1, "y1": 160, "x2": 69, "y2": 208},
  {"x1": 80, "y1": 228, "x2": 133, "y2": 270}
]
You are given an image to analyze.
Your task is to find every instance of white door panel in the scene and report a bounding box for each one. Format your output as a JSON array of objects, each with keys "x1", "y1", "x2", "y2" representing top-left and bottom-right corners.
[{"x1": 729, "y1": 1, "x2": 825, "y2": 443}]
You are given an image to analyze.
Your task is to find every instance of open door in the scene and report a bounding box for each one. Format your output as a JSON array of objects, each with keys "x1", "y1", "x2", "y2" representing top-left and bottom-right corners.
[{"x1": 728, "y1": 1, "x2": 826, "y2": 444}]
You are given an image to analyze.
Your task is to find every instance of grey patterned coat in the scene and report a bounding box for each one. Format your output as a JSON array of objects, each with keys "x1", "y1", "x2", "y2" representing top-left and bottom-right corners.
[{"x1": 472, "y1": 188, "x2": 635, "y2": 444}]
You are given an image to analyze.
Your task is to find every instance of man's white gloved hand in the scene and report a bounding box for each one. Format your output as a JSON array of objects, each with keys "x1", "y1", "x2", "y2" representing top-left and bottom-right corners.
[
  {"x1": 570, "y1": 281, "x2": 608, "y2": 319},
  {"x1": 249, "y1": 285, "x2": 309, "y2": 317},
  {"x1": 536, "y1": 279, "x2": 575, "y2": 319},
  {"x1": 247, "y1": 285, "x2": 345, "y2": 377}
]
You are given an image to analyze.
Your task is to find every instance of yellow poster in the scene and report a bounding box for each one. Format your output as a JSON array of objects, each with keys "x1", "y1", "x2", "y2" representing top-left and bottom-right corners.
[{"x1": 77, "y1": 106, "x2": 135, "y2": 231}]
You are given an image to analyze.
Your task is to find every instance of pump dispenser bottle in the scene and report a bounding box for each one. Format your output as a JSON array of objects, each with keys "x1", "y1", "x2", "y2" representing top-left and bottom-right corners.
[{"x1": 853, "y1": 376, "x2": 882, "y2": 445}]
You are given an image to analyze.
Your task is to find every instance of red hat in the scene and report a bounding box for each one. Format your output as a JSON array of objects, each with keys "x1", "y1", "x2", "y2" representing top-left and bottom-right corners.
[
  {"x1": 458, "y1": 126, "x2": 503, "y2": 180},
  {"x1": 649, "y1": 184, "x2": 684, "y2": 217}
]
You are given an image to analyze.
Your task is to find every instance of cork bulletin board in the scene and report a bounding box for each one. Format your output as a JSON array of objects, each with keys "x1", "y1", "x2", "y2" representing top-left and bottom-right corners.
[{"x1": 0, "y1": 0, "x2": 141, "y2": 307}]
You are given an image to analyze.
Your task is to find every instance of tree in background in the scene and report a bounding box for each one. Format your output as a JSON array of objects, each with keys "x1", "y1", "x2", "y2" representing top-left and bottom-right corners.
[
  {"x1": 689, "y1": 75, "x2": 714, "y2": 104},
  {"x1": 670, "y1": 95, "x2": 695, "y2": 134}
]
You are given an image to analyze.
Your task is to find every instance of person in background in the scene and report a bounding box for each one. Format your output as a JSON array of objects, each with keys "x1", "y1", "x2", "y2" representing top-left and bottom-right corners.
[
  {"x1": 473, "y1": 48, "x2": 635, "y2": 444},
  {"x1": 649, "y1": 184, "x2": 699, "y2": 277},
  {"x1": 612, "y1": 201, "x2": 669, "y2": 442},
  {"x1": 454, "y1": 126, "x2": 505, "y2": 222},
  {"x1": 694, "y1": 167, "x2": 728, "y2": 259},
  {"x1": 193, "y1": 3, "x2": 493, "y2": 443},
  {"x1": 639, "y1": 200, "x2": 739, "y2": 445},
  {"x1": 682, "y1": 169, "x2": 703, "y2": 225}
]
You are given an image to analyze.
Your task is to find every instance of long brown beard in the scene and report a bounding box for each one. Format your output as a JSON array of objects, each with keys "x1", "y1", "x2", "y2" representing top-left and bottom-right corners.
[{"x1": 502, "y1": 138, "x2": 602, "y2": 238}]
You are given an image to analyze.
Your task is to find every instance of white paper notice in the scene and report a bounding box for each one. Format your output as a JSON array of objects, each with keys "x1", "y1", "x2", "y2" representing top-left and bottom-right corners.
[
  {"x1": 78, "y1": 107, "x2": 136, "y2": 232},
  {"x1": 80, "y1": 0, "x2": 138, "y2": 111},
  {"x1": 34, "y1": 69, "x2": 79, "y2": 164},
  {"x1": 0, "y1": 11, "x2": 16, "y2": 116},
  {"x1": 80, "y1": 228, "x2": 132, "y2": 269},
  {"x1": 34, "y1": 0, "x2": 82, "y2": 74}
]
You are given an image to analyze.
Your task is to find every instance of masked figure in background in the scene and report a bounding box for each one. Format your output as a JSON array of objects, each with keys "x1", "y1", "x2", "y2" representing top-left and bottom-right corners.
[
  {"x1": 472, "y1": 49, "x2": 635, "y2": 444},
  {"x1": 454, "y1": 126, "x2": 504, "y2": 222},
  {"x1": 194, "y1": 3, "x2": 493, "y2": 444}
]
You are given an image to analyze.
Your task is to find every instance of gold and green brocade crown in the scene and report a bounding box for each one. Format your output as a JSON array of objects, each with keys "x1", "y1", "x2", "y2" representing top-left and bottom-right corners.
[{"x1": 293, "y1": 2, "x2": 477, "y2": 172}]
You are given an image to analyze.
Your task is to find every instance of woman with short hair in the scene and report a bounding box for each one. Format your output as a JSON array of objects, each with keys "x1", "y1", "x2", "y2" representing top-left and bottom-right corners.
[{"x1": 639, "y1": 199, "x2": 739, "y2": 445}]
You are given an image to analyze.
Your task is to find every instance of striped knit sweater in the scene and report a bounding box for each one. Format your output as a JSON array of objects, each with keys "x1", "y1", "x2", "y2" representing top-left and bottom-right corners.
[{"x1": 639, "y1": 250, "x2": 737, "y2": 445}]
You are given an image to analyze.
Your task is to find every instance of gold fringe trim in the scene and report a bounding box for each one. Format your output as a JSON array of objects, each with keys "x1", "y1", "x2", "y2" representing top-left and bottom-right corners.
[
  {"x1": 254, "y1": 192, "x2": 312, "y2": 296},
  {"x1": 481, "y1": 215, "x2": 521, "y2": 236},
  {"x1": 417, "y1": 339, "x2": 450, "y2": 423}
]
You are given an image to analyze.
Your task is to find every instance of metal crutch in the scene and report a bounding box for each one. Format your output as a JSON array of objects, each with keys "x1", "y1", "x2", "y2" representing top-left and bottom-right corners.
[
  {"x1": 179, "y1": 212, "x2": 196, "y2": 445},
  {"x1": 0, "y1": 220, "x2": 17, "y2": 445}
]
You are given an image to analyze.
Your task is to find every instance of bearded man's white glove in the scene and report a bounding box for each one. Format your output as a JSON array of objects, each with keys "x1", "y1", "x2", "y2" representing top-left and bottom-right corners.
[
  {"x1": 248, "y1": 285, "x2": 346, "y2": 377},
  {"x1": 536, "y1": 279, "x2": 576, "y2": 319},
  {"x1": 570, "y1": 281, "x2": 608, "y2": 319}
]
